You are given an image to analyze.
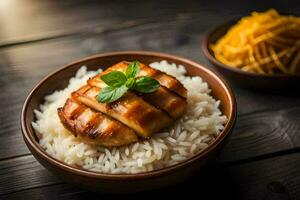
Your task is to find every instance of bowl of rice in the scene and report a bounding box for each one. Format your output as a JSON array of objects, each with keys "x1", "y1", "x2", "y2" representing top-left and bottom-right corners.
[{"x1": 21, "y1": 51, "x2": 236, "y2": 193}]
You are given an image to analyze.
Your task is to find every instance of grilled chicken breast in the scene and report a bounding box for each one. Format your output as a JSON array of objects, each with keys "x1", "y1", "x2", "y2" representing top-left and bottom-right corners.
[
  {"x1": 58, "y1": 61, "x2": 187, "y2": 147},
  {"x1": 88, "y1": 61, "x2": 187, "y2": 118},
  {"x1": 71, "y1": 85, "x2": 172, "y2": 138},
  {"x1": 58, "y1": 98, "x2": 138, "y2": 147}
]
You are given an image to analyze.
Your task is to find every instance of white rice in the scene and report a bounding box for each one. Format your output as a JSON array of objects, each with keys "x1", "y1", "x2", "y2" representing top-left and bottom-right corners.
[{"x1": 32, "y1": 60, "x2": 227, "y2": 174}]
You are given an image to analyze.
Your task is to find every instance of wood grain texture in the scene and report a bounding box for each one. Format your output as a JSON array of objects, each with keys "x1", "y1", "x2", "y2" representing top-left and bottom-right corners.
[
  {"x1": 228, "y1": 153, "x2": 300, "y2": 200},
  {"x1": 2, "y1": 153, "x2": 300, "y2": 200},
  {"x1": 0, "y1": 155, "x2": 236, "y2": 199},
  {"x1": 1, "y1": 0, "x2": 298, "y2": 46},
  {"x1": 219, "y1": 107, "x2": 300, "y2": 163},
  {"x1": 0, "y1": 155, "x2": 62, "y2": 195}
]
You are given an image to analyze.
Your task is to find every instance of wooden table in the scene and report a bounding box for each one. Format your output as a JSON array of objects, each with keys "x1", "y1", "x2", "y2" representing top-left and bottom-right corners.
[{"x1": 1, "y1": 0, "x2": 299, "y2": 199}]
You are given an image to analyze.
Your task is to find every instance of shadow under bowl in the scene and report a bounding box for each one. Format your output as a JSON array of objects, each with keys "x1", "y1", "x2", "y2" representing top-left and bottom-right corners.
[
  {"x1": 21, "y1": 51, "x2": 236, "y2": 193},
  {"x1": 202, "y1": 20, "x2": 300, "y2": 91}
]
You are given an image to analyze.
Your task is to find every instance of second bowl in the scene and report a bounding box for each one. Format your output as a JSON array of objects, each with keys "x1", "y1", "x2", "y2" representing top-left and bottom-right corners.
[{"x1": 202, "y1": 20, "x2": 300, "y2": 90}]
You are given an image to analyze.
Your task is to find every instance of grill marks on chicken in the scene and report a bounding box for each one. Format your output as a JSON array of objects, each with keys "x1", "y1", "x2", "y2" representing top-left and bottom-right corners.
[
  {"x1": 58, "y1": 61, "x2": 187, "y2": 147},
  {"x1": 136, "y1": 88, "x2": 186, "y2": 118},
  {"x1": 88, "y1": 62, "x2": 187, "y2": 118},
  {"x1": 71, "y1": 85, "x2": 172, "y2": 138},
  {"x1": 58, "y1": 98, "x2": 138, "y2": 147},
  {"x1": 94, "y1": 61, "x2": 187, "y2": 98}
]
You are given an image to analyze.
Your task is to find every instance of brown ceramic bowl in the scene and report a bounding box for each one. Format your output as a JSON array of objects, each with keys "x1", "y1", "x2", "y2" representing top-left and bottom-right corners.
[
  {"x1": 202, "y1": 19, "x2": 300, "y2": 90},
  {"x1": 21, "y1": 51, "x2": 236, "y2": 193}
]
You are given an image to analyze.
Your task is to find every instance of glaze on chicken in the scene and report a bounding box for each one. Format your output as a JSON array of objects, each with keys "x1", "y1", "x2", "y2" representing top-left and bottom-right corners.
[
  {"x1": 58, "y1": 98, "x2": 138, "y2": 147},
  {"x1": 58, "y1": 61, "x2": 187, "y2": 147}
]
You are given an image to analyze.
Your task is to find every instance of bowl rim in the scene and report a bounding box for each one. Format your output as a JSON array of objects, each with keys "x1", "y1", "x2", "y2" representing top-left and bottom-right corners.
[
  {"x1": 21, "y1": 51, "x2": 237, "y2": 180},
  {"x1": 201, "y1": 18, "x2": 300, "y2": 78}
]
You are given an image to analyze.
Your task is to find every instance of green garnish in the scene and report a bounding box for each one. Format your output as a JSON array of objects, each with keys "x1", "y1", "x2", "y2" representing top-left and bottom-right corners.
[
  {"x1": 134, "y1": 77, "x2": 160, "y2": 93},
  {"x1": 97, "y1": 85, "x2": 128, "y2": 103},
  {"x1": 96, "y1": 61, "x2": 160, "y2": 103},
  {"x1": 100, "y1": 71, "x2": 127, "y2": 88},
  {"x1": 125, "y1": 61, "x2": 140, "y2": 79}
]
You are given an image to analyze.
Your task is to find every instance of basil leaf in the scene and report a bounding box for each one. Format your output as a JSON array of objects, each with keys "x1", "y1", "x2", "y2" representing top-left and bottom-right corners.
[
  {"x1": 125, "y1": 78, "x2": 136, "y2": 89},
  {"x1": 125, "y1": 61, "x2": 140, "y2": 79},
  {"x1": 133, "y1": 77, "x2": 160, "y2": 93},
  {"x1": 97, "y1": 85, "x2": 128, "y2": 103},
  {"x1": 100, "y1": 71, "x2": 126, "y2": 88}
]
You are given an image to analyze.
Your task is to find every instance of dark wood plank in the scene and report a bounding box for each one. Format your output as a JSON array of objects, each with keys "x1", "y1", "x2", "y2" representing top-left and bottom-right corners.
[
  {"x1": 2, "y1": 152, "x2": 300, "y2": 199},
  {"x1": 1, "y1": 175, "x2": 237, "y2": 200},
  {"x1": 1, "y1": 0, "x2": 299, "y2": 46},
  {"x1": 218, "y1": 107, "x2": 300, "y2": 163},
  {"x1": 0, "y1": 0, "x2": 151, "y2": 46},
  {"x1": 0, "y1": 0, "x2": 236, "y2": 46},
  {"x1": 0, "y1": 155, "x2": 62, "y2": 195},
  {"x1": 0, "y1": 155, "x2": 236, "y2": 199},
  {"x1": 228, "y1": 153, "x2": 300, "y2": 200}
]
